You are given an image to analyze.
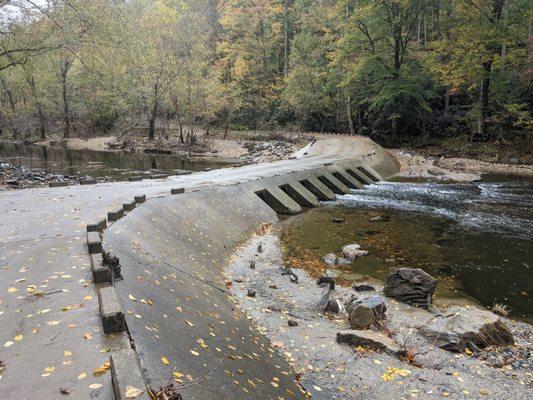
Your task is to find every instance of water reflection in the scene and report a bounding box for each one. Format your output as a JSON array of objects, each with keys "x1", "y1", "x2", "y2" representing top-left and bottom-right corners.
[
  {"x1": 282, "y1": 179, "x2": 533, "y2": 321},
  {"x1": 0, "y1": 141, "x2": 229, "y2": 181}
]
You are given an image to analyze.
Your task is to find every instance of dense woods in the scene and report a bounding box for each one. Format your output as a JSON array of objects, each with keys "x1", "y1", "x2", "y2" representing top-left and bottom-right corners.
[{"x1": 0, "y1": 0, "x2": 531, "y2": 144}]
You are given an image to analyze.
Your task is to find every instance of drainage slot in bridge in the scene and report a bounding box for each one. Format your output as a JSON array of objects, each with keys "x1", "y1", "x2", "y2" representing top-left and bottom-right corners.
[
  {"x1": 358, "y1": 166, "x2": 379, "y2": 182},
  {"x1": 279, "y1": 184, "x2": 317, "y2": 208},
  {"x1": 299, "y1": 179, "x2": 332, "y2": 201},
  {"x1": 255, "y1": 189, "x2": 297, "y2": 215},
  {"x1": 332, "y1": 172, "x2": 358, "y2": 189},
  {"x1": 317, "y1": 175, "x2": 343, "y2": 194},
  {"x1": 346, "y1": 169, "x2": 370, "y2": 185}
]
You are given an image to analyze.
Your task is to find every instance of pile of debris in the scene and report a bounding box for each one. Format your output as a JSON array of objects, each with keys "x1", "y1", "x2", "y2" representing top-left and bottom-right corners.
[{"x1": 241, "y1": 140, "x2": 297, "y2": 163}]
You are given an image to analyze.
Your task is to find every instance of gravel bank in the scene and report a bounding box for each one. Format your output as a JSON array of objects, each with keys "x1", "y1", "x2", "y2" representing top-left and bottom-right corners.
[{"x1": 225, "y1": 228, "x2": 533, "y2": 400}]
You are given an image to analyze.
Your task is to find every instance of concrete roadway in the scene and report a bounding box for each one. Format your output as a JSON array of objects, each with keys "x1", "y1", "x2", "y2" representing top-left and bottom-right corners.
[{"x1": 0, "y1": 135, "x2": 393, "y2": 399}]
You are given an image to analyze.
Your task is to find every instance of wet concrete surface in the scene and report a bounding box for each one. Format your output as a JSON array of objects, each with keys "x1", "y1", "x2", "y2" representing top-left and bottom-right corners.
[{"x1": 0, "y1": 135, "x2": 397, "y2": 399}]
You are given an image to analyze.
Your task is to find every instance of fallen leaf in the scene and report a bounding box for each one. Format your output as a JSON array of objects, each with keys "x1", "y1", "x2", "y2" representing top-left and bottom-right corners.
[
  {"x1": 77, "y1": 372, "x2": 87, "y2": 380},
  {"x1": 161, "y1": 356, "x2": 170, "y2": 365},
  {"x1": 89, "y1": 383, "x2": 103, "y2": 390},
  {"x1": 124, "y1": 386, "x2": 144, "y2": 398}
]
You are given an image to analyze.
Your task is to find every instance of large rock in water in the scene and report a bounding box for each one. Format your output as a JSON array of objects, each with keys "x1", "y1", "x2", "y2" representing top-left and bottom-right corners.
[
  {"x1": 346, "y1": 295, "x2": 387, "y2": 330},
  {"x1": 384, "y1": 268, "x2": 437, "y2": 309},
  {"x1": 342, "y1": 244, "x2": 368, "y2": 261},
  {"x1": 420, "y1": 306, "x2": 514, "y2": 352}
]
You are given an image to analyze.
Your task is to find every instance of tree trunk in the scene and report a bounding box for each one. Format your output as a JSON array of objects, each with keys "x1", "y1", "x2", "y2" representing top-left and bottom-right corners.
[
  {"x1": 476, "y1": 60, "x2": 493, "y2": 140},
  {"x1": 346, "y1": 95, "x2": 355, "y2": 135},
  {"x1": 26, "y1": 75, "x2": 46, "y2": 140},
  {"x1": 500, "y1": 43, "x2": 506, "y2": 75},
  {"x1": 444, "y1": 91, "x2": 450, "y2": 114},
  {"x1": 527, "y1": 18, "x2": 533, "y2": 82},
  {"x1": 148, "y1": 117, "x2": 155, "y2": 141},
  {"x1": 60, "y1": 58, "x2": 72, "y2": 139},
  {"x1": 283, "y1": 0, "x2": 290, "y2": 76}
]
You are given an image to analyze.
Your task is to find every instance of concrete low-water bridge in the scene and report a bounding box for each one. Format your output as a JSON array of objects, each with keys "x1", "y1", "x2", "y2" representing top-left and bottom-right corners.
[{"x1": 0, "y1": 135, "x2": 399, "y2": 399}]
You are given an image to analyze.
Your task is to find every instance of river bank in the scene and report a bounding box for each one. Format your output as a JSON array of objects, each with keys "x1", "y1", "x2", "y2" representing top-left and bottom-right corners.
[
  {"x1": 391, "y1": 149, "x2": 533, "y2": 182},
  {"x1": 226, "y1": 229, "x2": 533, "y2": 400}
]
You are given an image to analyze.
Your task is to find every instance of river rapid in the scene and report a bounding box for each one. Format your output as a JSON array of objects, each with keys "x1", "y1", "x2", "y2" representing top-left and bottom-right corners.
[{"x1": 281, "y1": 177, "x2": 533, "y2": 322}]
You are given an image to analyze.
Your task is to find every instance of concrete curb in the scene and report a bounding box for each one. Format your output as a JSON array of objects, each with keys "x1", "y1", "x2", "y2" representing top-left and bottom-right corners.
[
  {"x1": 97, "y1": 285, "x2": 127, "y2": 334},
  {"x1": 108, "y1": 208, "x2": 124, "y2": 222},
  {"x1": 110, "y1": 350, "x2": 150, "y2": 400},
  {"x1": 128, "y1": 176, "x2": 143, "y2": 182},
  {"x1": 134, "y1": 194, "x2": 146, "y2": 204},
  {"x1": 123, "y1": 200, "x2": 136, "y2": 211},
  {"x1": 49, "y1": 181, "x2": 68, "y2": 188},
  {"x1": 80, "y1": 179, "x2": 97, "y2": 185},
  {"x1": 171, "y1": 187, "x2": 185, "y2": 195},
  {"x1": 174, "y1": 169, "x2": 192, "y2": 175},
  {"x1": 90, "y1": 253, "x2": 112, "y2": 284},
  {"x1": 87, "y1": 231, "x2": 103, "y2": 254},
  {"x1": 87, "y1": 219, "x2": 107, "y2": 233}
]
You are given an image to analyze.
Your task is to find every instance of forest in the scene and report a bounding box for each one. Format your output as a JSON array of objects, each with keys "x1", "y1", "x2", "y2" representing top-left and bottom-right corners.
[{"x1": 0, "y1": 0, "x2": 531, "y2": 145}]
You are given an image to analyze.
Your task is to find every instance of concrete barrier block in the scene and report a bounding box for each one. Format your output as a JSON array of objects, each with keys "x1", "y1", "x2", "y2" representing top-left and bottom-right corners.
[
  {"x1": 255, "y1": 187, "x2": 302, "y2": 215},
  {"x1": 90, "y1": 253, "x2": 112, "y2": 284},
  {"x1": 318, "y1": 172, "x2": 350, "y2": 194},
  {"x1": 150, "y1": 174, "x2": 168, "y2": 180},
  {"x1": 358, "y1": 165, "x2": 382, "y2": 182},
  {"x1": 279, "y1": 182, "x2": 319, "y2": 207},
  {"x1": 345, "y1": 166, "x2": 373, "y2": 185},
  {"x1": 98, "y1": 286, "x2": 126, "y2": 334},
  {"x1": 128, "y1": 176, "x2": 143, "y2": 182},
  {"x1": 330, "y1": 169, "x2": 363, "y2": 189},
  {"x1": 108, "y1": 208, "x2": 124, "y2": 222},
  {"x1": 87, "y1": 231, "x2": 102, "y2": 254},
  {"x1": 49, "y1": 181, "x2": 68, "y2": 188},
  {"x1": 87, "y1": 219, "x2": 107, "y2": 233},
  {"x1": 123, "y1": 200, "x2": 136, "y2": 211},
  {"x1": 111, "y1": 350, "x2": 150, "y2": 400},
  {"x1": 301, "y1": 177, "x2": 336, "y2": 201},
  {"x1": 80, "y1": 179, "x2": 97, "y2": 185},
  {"x1": 134, "y1": 194, "x2": 146, "y2": 204},
  {"x1": 171, "y1": 188, "x2": 185, "y2": 195}
]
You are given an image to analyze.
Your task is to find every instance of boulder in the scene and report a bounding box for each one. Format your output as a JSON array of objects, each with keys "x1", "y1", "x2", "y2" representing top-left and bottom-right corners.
[
  {"x1": 383, "y1": 268, "x2": 437, "y2": 309},
  {"x1": 346, "y1": 294, "x2": 386, "y2": 330},
  {"x1": 337, "y1": 330, "x2": 401, "y2": 355},
  {"x1": 420, "y1": 306, "x2": 514, "y2": 352},
  {"x1": 342, "y1": 244, "x2": 368, "y2": 261}
]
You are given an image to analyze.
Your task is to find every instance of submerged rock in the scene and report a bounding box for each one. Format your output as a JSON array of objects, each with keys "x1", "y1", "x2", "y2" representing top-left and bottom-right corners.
[
  {"x1": 342, "y1": 244, "x2": 369, "y2": 261},
  {"x1": 323, "y1": 253, "x2": 351, "y2": 266},
  {"x1": 420, "y1": 306, "x2": 514, "y2": 352},
  {"x1": 337, "y1": 330, "x2": 401, "y2": 355},
  {"x1": 384, "y1": 268, "x2": 437, "y2": 309},
  {"x1": 353, "y1": 284, "x2": 376, "y2": 292},
  {"x1": 346, "y1": 294, "x2": 387, "y2": 330}
]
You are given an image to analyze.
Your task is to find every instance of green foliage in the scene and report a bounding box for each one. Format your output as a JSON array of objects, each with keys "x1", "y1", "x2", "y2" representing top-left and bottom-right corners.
[{"x1": 0, "y1": 0, "x2": 530, "y2": 142}]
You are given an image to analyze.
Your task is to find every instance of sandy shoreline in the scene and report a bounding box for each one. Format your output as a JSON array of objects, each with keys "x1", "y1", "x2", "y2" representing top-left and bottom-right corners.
[
  {"x1": 391, "y1": 149, "x2": 533, "y2": 182},
  {"x1": 225, "y1": 228, "x2": 533, "y2": 399}
]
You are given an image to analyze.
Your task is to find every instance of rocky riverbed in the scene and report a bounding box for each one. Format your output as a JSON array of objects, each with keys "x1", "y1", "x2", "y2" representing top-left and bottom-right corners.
[
  {"x1": 226, "y1": 227, "x2": 533, "y2": 400},
  {"x1": 0, "y1": 162, "x2": 109, "y2": 189}
]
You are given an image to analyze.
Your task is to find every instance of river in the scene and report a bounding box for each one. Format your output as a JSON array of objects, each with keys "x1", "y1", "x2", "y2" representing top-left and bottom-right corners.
[
  {"x1": 0, "y1": 141, "x2": 229, "y2": 181},
  {"x1": 281, "y1": 177, "x2": 533, "y2": 322}
]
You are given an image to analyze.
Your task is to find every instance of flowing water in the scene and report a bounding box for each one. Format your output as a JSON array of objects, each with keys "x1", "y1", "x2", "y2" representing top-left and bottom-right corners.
[
  {"x1": 0, "y1": 141, "x2": 229, "y2": 181},
  {"x1": 281, "y1": 177, "x2": 533, "y2": 322}
]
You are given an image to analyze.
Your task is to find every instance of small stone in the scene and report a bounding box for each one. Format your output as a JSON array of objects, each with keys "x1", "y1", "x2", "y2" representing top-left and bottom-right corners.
[
  {"x1": 332, "y1": 218, "x2": 344, "y2": 223},
  {"x1": 346, "y1": 295, "x2": 387, "y2": 330},
  {"x1": 337, "y1": 330, "x2": 400, "y2": 355},
  {"x1": 257, "y1": 244, "x2": 263, "y2": 253},
  {"x1": 352, "y1": 284, "x2": 376, "y2": 292},
  {"x1": 288, "y1": 320, "x2": 299, "y2": 327},
  {"x1": 317, "y1": 276, "x2": 335, "y2": 290},
  {"x1": 247, "y1": 289, "x2": 256, "y2": 298},
  {"x1": 249, "y1": 260, "x2": 256, "y2": 269},
  {"x1": 233, "y1": 277, "x2": 244, "y2": 283},
  {"x1": 325, "y1": 299, "x2": 342, "y2": 314}
]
